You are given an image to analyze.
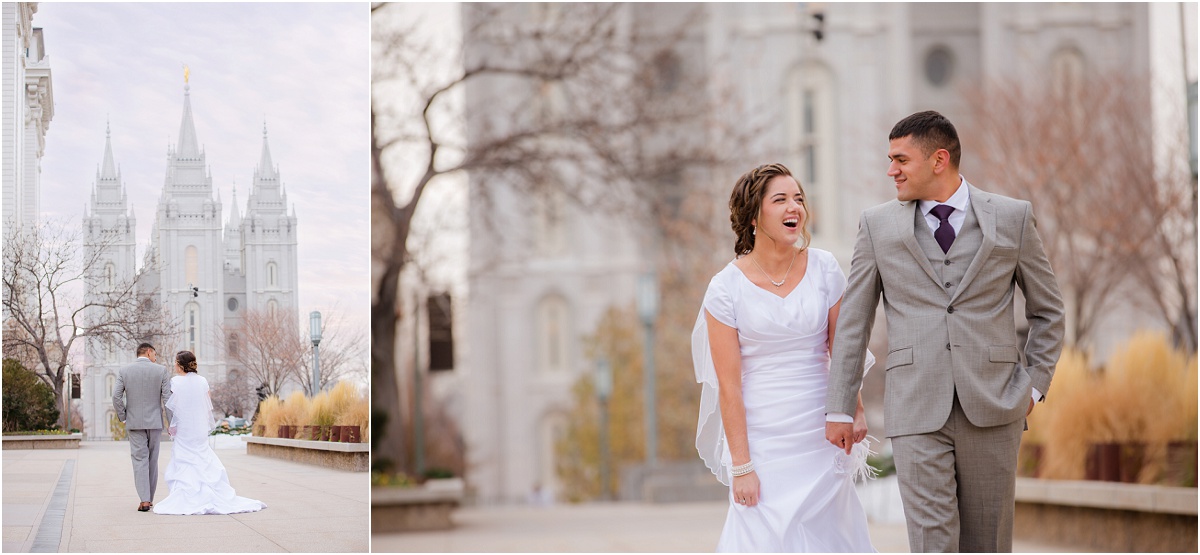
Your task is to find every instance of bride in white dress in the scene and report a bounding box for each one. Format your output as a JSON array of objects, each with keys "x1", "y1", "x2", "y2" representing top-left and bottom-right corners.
[
  {"x1": 693, "y1": 163, "x2": 875, "y2": 552},
  {"x1": 153, "y1": 351, "x2": 266, "y2": 515}
]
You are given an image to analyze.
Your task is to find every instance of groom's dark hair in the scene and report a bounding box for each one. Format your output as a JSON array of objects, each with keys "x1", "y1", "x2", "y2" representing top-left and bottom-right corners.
[
  {"x1": 136, "y1": 343, "x2": 155, "y2": 357},
  {"x1": 890, "y1": 110, "x2": 961, "y2": 169}
]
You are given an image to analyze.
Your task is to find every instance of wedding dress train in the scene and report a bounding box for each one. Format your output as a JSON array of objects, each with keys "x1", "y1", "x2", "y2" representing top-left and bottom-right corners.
[{"x1": 153, "y1": 373, "x2": 266, "y2": 515}]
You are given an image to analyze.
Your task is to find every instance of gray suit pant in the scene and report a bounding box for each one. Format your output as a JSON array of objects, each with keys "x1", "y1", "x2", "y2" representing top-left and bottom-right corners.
[
  {"x1": 891, "y1": 394, "x2": 1023, "y2": 553},
  {"x1": 127, "y1": 428, "x2": 162, "y2": 503}
]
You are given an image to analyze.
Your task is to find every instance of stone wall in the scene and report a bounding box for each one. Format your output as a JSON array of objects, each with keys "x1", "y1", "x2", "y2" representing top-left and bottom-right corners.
[
  {"x1": 244, "y1": 436, "x2": 368, "y2": 472},
  {"x1": 1014, "y1": 478, "x2": 1198, "y2": 552}
]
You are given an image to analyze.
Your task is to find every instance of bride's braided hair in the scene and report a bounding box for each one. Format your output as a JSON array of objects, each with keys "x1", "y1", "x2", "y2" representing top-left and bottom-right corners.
[
  {"x1": 176, "y1": 350, "x2": 198, "y2": 373},
  {"x1": 729, "y1": 163, "x2": 811, "y2": 255}
]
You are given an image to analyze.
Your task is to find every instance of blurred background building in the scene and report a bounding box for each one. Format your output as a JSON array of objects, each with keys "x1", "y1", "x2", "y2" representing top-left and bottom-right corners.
[
  {"x1": 2, "y1": 2, "x2": 53, "y2": 233},
  {"x1": 377, "y1": 2, "x2": 1196, "y2": 505}
]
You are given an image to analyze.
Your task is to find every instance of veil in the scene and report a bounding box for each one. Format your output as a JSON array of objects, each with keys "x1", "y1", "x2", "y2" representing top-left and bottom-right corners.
[{"x1": 692, "y1": 307, "x2": 877, "y2": 486}]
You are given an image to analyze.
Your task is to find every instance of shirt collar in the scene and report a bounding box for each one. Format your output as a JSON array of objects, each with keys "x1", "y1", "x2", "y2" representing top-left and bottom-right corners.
[{"x1": 920, "y1": 175, "x2": 970, "y2": 216}]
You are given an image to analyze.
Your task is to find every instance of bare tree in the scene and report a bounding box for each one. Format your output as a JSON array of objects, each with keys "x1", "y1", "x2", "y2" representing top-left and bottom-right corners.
[
  {"x1": 210, "y1": 372, "x2": 256, "y2": 418},
  {"x1": 1125, "y1": 82, "x2": 1198, "y2": 352},
  {"x1": 220, "y1": 308, "x2": 307, "y2": 397},
  {"x1": 2, "y1": 219, "x2": 174, "y2": 427},
  {"x1": 371, "y1": 2, "x2": 756, "y2": 474},
  {"x1": 964, "y1": 72, "x2": 1189, "y2": 348}
]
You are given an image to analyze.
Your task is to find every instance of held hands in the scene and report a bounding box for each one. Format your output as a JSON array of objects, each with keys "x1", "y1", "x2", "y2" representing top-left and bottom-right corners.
[
  {"x1": 168, "y1": 426, "x2": 177, "y2": 437},
  {"x1": 732, "y1": 471, "x2": 760, "y2": 507}
]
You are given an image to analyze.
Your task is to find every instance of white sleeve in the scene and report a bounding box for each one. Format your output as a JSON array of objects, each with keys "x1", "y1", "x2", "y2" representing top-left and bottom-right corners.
[{"x1": 701, "y1": 272, "x2": 736, "y2": 328}]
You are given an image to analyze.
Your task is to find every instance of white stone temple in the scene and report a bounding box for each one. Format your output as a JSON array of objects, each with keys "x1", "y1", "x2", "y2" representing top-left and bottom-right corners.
[{"x1": 80, "y1": 82, "x2": 300, "y2": 440}]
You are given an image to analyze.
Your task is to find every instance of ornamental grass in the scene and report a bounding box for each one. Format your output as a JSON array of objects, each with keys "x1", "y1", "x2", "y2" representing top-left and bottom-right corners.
[
  {"x1": 343, "y1": 397, "x2": 370, "y2": 443},
  {"x1": 255, "y1": 395, "x2": 284, "y2": 437},
  {"x1": 309, "y1": 392, "x2": 336, "y2": 430},
  {"x1": 327, "y1": 381, "x2": 359, "y2": 424},
  {"x1": 278, "y1": 391, "x2": 311, "y2": 430},
  {"x1": 252, "y1": 383, "x2": 368, "y2": 442},
  {"x1": 1036, "y1": 331, "x2": 1197, "y2": 483}
]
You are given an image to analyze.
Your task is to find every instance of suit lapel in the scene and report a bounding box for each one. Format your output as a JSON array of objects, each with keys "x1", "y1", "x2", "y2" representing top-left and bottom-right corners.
[
  {"x1": 897, "y1": 201, "x2": 942, "y2": 285},
  {"x1": 950, "y1": 185, "x2": 996, "y2": 305}
]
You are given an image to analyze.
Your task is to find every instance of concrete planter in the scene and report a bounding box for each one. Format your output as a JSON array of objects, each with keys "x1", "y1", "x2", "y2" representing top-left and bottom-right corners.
[
  {"x1": 2, "y1": 433, "x2": 82, "y2": 450},
  {"x1": 1014, "y1": 477, "x2": 1198, "y2": 552},
  {"x1": 243, "y1": 435, "x2": 368, "y2": 471},
  {"x1": 372, "y1": 479, "x2": 464, "y2": 533}
]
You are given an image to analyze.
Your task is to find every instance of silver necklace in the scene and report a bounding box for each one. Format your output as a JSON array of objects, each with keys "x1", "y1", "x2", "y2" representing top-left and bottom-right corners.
[{"x1": 751, "y1": 249, "x2": 798, "y2": 287}]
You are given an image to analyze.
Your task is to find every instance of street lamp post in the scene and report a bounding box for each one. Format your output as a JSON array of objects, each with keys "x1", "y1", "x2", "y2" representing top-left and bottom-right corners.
[
  {"x1": 309, "y1": 311, "x2": 322, "y2": 395},
  {"x1": 637, "y1": 273, "x2": 659, "y2": 467},
  {"x1": 64, "y1": 364, "x2": 71, "y2": 433},
  {"x1": 595, "y1": 357, "x2": 613, "y2": 500}
]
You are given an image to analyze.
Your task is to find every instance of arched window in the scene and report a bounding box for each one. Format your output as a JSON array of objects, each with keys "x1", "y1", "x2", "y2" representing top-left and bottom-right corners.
[
  {"x1": 537, "y1": 295, "x2": 571, "y2": 374},
  {"x1": 106, "y1": 374, "x2": 115, "y2": 398},
  {"x1": 267, "y1": 262, "x2": 278, "y2": 289},
  {"x1": 228, "y1": 333, "x2": 239, "y2": 357},
  {"x1": 786, "y1": 63, "x2": 838, "y2": 240},
  {"x1": 1050, "y1": 47, "x2": 1086, "y2": 101},
  {"x1": 267, "y1": 299, "x2": 278, "y2": 320},
  {"x1": 185, "y1": 246, "x2": 199, "y2": 286},
  {"x1": 104, "y1": 263, "x2": 115, "y2": 290},
  {"x1": 185, "y1": 302, "x2": 200, "y2": 354}
]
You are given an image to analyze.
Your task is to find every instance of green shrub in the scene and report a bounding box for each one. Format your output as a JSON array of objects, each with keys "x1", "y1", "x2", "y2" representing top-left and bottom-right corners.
[{"x1": 2, "y1": 359, "x2": 59, "y2": 432}]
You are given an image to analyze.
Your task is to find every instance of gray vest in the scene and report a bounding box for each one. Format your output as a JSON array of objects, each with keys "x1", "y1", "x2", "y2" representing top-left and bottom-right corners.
[{"x1": 914, "y1": 203, "x2": 984, "y2": 298}]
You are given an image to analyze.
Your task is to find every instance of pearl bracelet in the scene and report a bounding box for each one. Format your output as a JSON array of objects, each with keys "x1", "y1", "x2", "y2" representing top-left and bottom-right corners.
[{"x1": 731, "y1": 461, "x2": 755, "y2": 477}]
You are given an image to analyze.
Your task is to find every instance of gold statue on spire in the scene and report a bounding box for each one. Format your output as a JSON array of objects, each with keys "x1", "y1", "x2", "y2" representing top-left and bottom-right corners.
[{"x1": 184, "y1": 64, "x2": 190, "y2": 84}]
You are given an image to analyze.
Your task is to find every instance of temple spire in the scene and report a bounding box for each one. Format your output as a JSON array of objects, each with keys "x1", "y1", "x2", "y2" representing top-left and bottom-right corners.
[
  {"x1": 229, "y1": 184, "x2": 242, "y2": 227},
  {"x1": 176, "y1": 80, "x2": 200, "y2": 158},
  {"x1": 100, "y1": 119, "x2": 118, "y2": 180},
  {"x1": 257, "y1": 121, "x2": 277, "y2": 181}
]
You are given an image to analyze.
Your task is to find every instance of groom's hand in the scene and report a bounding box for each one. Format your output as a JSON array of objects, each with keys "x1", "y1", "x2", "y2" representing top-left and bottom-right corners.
[{"x1": 826, "y1": 421, "x2": 855, "y2": 455}]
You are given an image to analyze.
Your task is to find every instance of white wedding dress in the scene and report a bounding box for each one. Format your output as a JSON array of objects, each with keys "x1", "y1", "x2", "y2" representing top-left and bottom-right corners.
[
  {"x1": 693, "y1": 248, "x2": 875, "y2": 552},
  {"x1": 153, "y1": 373, "x2": 266, "y2": 515}
]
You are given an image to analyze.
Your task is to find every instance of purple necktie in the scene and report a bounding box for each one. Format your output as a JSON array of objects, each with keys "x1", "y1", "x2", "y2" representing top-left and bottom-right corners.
[{"x1": 930, "y1": 204, "x2": 956, "y2": 253}]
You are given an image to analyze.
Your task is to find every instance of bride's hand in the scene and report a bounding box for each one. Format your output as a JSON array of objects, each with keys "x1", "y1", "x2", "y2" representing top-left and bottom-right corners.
[
  {"x1": 732, "y1": 472, "x2": 760, "y2": 507},
  {"x1": 169, "y1": 426, "x2": 177, "y2": 437},
  {"x1": 853, "y1": 402, "x2": 868, "y2": 444}
]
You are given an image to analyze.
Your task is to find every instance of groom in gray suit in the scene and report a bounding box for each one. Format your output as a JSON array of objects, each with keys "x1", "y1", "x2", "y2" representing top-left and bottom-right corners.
[
  {"x1": 113, "y1": 342, "x2": 172, "y2": 512},
  {"x1": 826, "y1": 111, "x2": 1064, "y2": 552}
]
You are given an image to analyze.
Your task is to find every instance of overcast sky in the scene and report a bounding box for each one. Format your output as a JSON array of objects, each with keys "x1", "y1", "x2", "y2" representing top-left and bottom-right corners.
[{"x1": 34, "y1": 3, "x2": 371, "y2": 339}]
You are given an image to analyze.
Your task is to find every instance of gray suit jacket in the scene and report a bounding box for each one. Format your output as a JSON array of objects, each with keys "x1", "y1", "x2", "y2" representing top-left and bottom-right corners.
[
  {"x1": 827, "y1": 184, "x2": 1065, "y2": 437},
  {"x1": 113, "y1": 357, "x2": 172, "y2": 430}
]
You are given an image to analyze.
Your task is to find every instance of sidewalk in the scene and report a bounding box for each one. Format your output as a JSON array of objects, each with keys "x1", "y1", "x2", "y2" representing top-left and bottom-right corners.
[
  {"x1": 371, "y1": 483, "x2": 1087, "y2": 553},
  {"x1": 3, "y1": 439, "x2": 368, "y2": 553}
]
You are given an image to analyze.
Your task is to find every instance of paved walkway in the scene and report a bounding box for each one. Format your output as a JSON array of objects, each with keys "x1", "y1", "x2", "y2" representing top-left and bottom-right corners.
[
  {"x1": 373, "y1": 480, "x2": 1085, "y2": 553},
  {"x1": 3, "y1": 439, "x2": 368, "y2": 553}
]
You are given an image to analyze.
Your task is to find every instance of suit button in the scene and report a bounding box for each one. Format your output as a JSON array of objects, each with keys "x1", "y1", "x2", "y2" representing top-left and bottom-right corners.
[
  {"x1": 944, "y1": 282, "x2": 952, "y2": 288},
  {"x1": 944, "y1": 259, "x2": 952, "y2": 266},
  {"x1": 947, "y1": 306, "x2": 955, "y2": 314},
  {"x1": 946, "y1": 343, "x2": 951, "y2": 351}
]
